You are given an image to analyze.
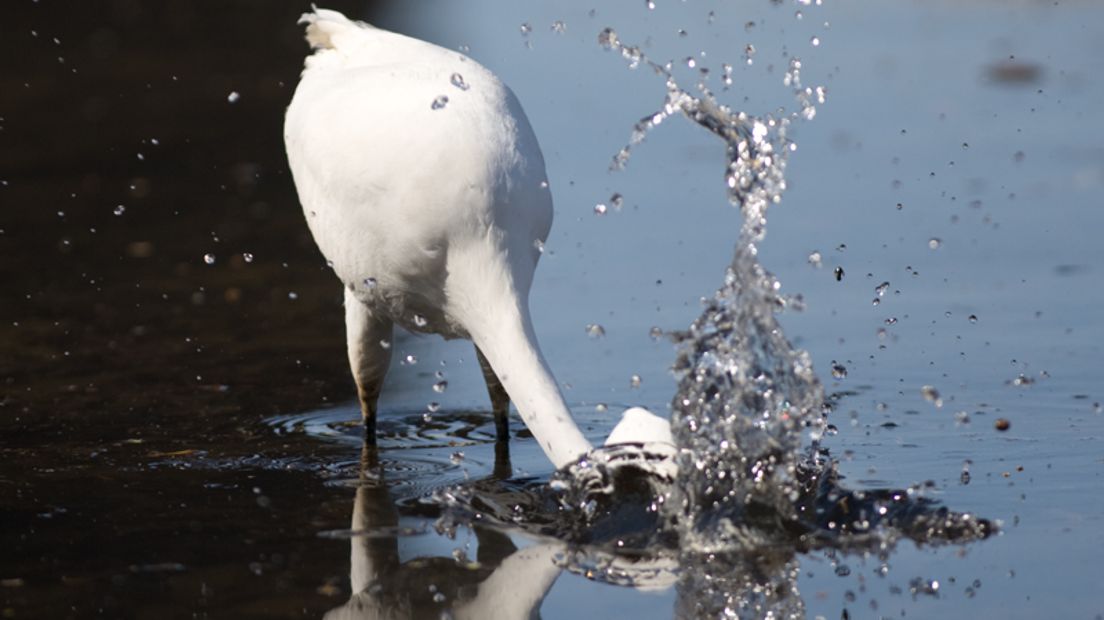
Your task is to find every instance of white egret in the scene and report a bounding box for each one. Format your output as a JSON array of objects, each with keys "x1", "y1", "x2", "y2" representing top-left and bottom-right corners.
[{"x1": 284, "y1": 8, "x2": 594, "y2": 468}]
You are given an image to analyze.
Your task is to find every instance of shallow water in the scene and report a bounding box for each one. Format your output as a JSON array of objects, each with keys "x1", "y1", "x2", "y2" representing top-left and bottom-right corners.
[{"x1": 3, "y1": 1, "x2": 1104, "y2": 619}]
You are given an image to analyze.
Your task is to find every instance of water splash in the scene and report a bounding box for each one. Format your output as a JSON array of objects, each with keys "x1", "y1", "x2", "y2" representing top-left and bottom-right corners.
[
  {"x1": 429, "y1": 11, "x2": 993, "y2": 617},
  {"x1": 598, "y1": 25, "x2": 824, "y2": 553}
]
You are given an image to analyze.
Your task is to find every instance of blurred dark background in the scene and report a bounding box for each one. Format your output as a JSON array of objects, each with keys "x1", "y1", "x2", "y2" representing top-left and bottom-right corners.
[{"x1": 0, "y1": 1, "x2": 399, "y2": 453}]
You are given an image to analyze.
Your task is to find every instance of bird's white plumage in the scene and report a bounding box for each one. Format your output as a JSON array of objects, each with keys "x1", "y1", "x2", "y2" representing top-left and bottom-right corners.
[{"x1": 284, "y1": 9, "x2": 594, "y2": 468}]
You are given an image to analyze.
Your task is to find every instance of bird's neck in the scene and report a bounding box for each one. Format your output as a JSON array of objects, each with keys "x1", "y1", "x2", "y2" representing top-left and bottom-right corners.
[{"x1": 454, "y1": 270, "x2": 592, "y2": 470}]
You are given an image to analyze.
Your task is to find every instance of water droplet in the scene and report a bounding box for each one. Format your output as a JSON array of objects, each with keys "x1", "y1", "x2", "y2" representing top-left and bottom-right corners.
[
  {"x1": 287, "y1": 291, "x2": 298, "y2": 300},
  {"x1": 810, "y1": 36, "x2": 820, "y2": 47},
  {"x1": 413, "y1": 314, "x2": 428, "y2": 328},
  {"x1": 519, "y1": 22, "x2": 532, "y2": 35},
  {"x1": 433, "y1": 380, "x2": 448, "y2": 393},
  {"x1": 884, "y1": 317, "x2": 898, "y2": 325},
  {"x1": 649, "y1": 326, "x2": 663, "y2": 340},
  {"x1": 968, "y1": 314, "x2": 978, "y2": 323},
  {"x1": 538, "y1": 180, "x2": 549, "y2": 189},
  {"x1": 875, "y1": 281, "x2": 890, "y2": 297},
  {"x1": 551, "y1": 20, "x2": 566, "y2": 34},
  {"x1": 807, "y1": 251, "x2": 822, "y2": 268},
  {"x1": 533, "y1": 239, "x2": 545, "y2": 253},
  {"x1": 449, "y1": 73, "x2": 469, "y2": 91},
  {"x1": 227, "y1": 91, "x2": 240, "y2": 104},
  {"x1": 203, "y1": 253, "x2": 216, "y2": 265},
  {"x1": 379, "y1": 339, "x2": 391, "y2": 350},
  {"x1": 593, "y1": 203, "x2": 608, "y2": 215},
  {"x1": 422, "y1": 413, "x2": 433, "y2": 423},
  {"x1": 831, "y1": 362, "x2": 847, "y2": 379},
  {"x1": 598, "y1": 28, "x2": 619, "y2": 50},
  {"x1": 928, "y1": 237, "x2": 942, "y2": 250},
  {"x1": 427, "y1": 401, "x2": 440, "y2": 412},
  {"x1": 609, "y1": 193, "x2": 623, "y2": 210},
  {"x1": 113, "y1": 205, "x2": 126, "y2": 216},
  {"x1": 363, "y1": 277, "x2": 378, "y2": 289},
  {"x1": 405, "y1": 354, "x2": 417, "y2": 365},
  {"x1": 834, "y1": 266, "x2": 844, "y2": 281},
  {"x1": 449, "y1": 452, "x2": 464, "y2": 464},
  {"x1": 921, "y1": 385, "x2": 943, "y2": 408},
  {"x1": 630, "y1": 374, "x2": 642, "y2": 388},
  {"x1": 595, "y1": 403, "x2": 608, "y2": 412},
  {"x1": 585, "y1": 323, "x2": 606, "y2": 339},
  {"x1": 430, "y1": 95, "x2": 449, "y2": 110},
  {"x1": 645, "y1": 0, "x2": 656, "y2": 9},
  {"x1": 243, "y1": 252, "x2": 254, "y2": 263}
]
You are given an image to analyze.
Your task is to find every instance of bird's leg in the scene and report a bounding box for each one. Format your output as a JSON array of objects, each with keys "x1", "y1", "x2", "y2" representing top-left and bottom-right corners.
[
  {"x1": 475, "y1": 344, "x2": 511, "y2": 441},
  {"x1": 345, "y1": 289, "x2": 393, "y2": 439}
]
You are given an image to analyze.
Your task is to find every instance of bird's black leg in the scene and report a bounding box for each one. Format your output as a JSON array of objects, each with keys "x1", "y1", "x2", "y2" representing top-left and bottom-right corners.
[
  {"x1": 475, "y1": 345, "x2": 511, "y2": 441},
  {"x1": 345, "y1": 289, "x2": 393, "y2": 442}
]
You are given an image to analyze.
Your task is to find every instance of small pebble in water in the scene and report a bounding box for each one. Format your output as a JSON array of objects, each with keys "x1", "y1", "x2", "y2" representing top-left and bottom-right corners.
[
  {"x1": 994, "y1": 418, "x2": 1011, "y2": 431},
  {"x1": 430, "y1": 95, "x2": 449, "y2": 110}
]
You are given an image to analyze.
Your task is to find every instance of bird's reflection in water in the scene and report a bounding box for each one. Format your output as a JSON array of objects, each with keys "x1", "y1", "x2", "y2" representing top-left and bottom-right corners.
[
  {"x1": 326, "y1": 433, "x2": 994, "y2": 620},
  {"x1": 325, "y1": 441, "x2": 566, "y2": 620}
]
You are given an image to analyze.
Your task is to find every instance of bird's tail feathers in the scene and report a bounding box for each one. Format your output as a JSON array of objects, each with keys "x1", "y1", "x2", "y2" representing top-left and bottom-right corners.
[{"x1": 298, "y1": 5, "x2": 375, "y2": 51}]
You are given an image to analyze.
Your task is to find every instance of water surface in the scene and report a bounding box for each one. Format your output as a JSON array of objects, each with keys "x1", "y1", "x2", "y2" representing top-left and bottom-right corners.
[{"x1": 2, "y1": 1, "x2": 1103, "y2": 618}]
